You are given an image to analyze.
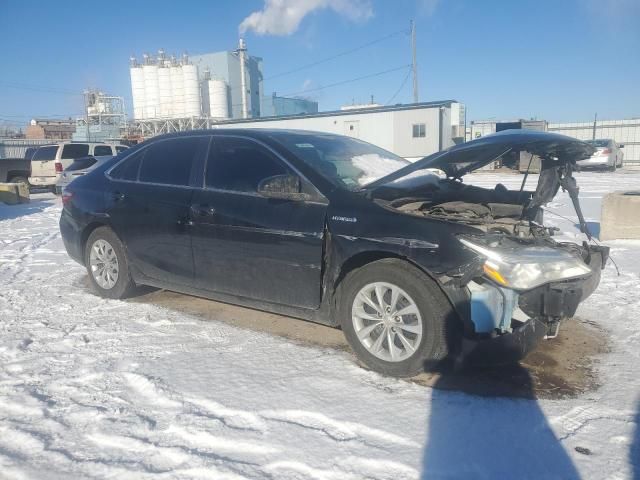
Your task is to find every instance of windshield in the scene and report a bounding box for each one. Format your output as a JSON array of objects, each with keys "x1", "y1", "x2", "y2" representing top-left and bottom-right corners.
[
  {"x1": 587, "y1": 139, "x2": 611, "y2": 148},
  {"x1": 271, "y1": 132, "x2": 410, "y2": 190}
]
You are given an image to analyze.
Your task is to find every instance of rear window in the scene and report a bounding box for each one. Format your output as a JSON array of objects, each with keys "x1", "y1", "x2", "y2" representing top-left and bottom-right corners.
[
  {"x1": 588, "y1": 139, "x2": 611, "y2": 148},
  {"x1": 66, "y1": 157, "x2": 97, "y2": 172},
  {"x1": 93, "y1": 145, "x2": 113, "y2": 156},
  {"x1": 31, "y1": 145, "x2": 58, "y2": 161},
  {"x1": 110, "y1": 150, "x2": 145, "y2": 181},
  {"x1": 61, "y1": 144, "x2": 90, "y2": 159},
  {"x1": 24, "y1": 147, "x2": 37, "y2": 160},
  {"x1": 139, "y1": 137, "x2": 202, "y2": 186}
]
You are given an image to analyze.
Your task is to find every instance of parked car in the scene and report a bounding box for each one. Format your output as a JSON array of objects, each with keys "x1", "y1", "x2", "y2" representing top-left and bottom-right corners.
[
  {"x1": 55, "y1": 155, "x2": 113, "y2": 194},
  {"x1": 29, "y1": 142, "x2": 127, "y2": 191},
  {"x1": 578, "y1": 139, "x2": 624, "y2": 171},
  {"x1": 59, "y1": 129, "x2": 608, "y2": 376}
]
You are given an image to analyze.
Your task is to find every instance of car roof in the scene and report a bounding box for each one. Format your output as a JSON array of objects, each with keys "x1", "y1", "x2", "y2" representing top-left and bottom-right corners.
[{"x1": 146, "y1": 128, "x2": 349, "y2": 143}]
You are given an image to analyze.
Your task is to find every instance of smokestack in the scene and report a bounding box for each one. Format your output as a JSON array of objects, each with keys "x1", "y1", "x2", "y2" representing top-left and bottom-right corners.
[{"x1": 237, "y1": 38, "x2": 249, "y2": 119}]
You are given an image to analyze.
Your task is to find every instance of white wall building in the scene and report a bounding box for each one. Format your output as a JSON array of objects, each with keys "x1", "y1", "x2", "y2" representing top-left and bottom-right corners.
[{"x1": 214, "y1": 101, "x2": 465, "y2": 160}]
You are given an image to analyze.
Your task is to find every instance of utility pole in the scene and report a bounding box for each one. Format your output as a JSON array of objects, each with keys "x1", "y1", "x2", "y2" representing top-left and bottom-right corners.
[
  {"x1": 410, "y1": 20, "x2": 419, "y2": 103},
  {"x1": 237, "y1": 38, "x2": 249, "y2": 119},
  {"x1": 592, "y1": 112, "x2": 598, "y2": 140}
]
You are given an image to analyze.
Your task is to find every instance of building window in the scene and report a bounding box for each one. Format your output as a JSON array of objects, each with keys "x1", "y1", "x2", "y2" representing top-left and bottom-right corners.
[{"x1": 412, "y1": 123, "x2": 426, "y2": 138}]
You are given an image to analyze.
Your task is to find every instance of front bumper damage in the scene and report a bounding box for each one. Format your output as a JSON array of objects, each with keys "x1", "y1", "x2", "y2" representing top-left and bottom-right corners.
[{"x1": 450, "y1": 244, "x2": 608, "y2": 365}]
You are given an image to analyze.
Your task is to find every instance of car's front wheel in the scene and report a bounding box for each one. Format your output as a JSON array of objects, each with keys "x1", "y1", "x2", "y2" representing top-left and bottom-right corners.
[
  {"x1": 339, "y1": 259, "x2": 459, "y2": 377},
  {"x1": 85, "y1": 227, "x2": 135, "y2": 299}
]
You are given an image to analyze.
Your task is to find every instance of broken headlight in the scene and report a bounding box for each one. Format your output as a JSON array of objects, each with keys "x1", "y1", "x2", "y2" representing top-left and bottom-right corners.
[{"x1": 458, "y1": 236, "x2": 592, "y2": 290}]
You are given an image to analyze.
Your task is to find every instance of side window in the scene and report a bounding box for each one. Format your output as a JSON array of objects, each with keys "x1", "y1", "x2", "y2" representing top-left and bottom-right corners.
[
  {"x1": 32, "y1": 145, "x2": 58, "y2": 161},
  {"x1": 115, "y1": 145, "x2": 128, "y2": 153},
  {"x1": 61, "y1": 144, "x2": 90, "y2": 159},
  {"x1": 412, "y1": 123, "x2": 426, "y2": 138},
  {"x1": 206, "y1": 137, "x2": 288, "y2": 192},
  {"x1": 94, "y1": 145, "x2": 113, "y2": 156},
  {"x1": 110, "y1": 150, "x2": 144, "y2": 181},
  {"x1": 139, "y1": 137, "x2": 201, "y2": 186}
]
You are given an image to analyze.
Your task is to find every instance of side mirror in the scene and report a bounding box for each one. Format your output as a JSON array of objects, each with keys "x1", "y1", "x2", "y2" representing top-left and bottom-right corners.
[
  {"x1": 619, "y1": 144, "x2": 625, "y2": 149},
  {"x1": 257, "y1": 174, "x2": 311, "y2": 201}
]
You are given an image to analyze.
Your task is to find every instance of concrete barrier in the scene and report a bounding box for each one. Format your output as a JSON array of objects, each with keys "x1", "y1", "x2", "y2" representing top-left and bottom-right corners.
[
  {"x1": 600, "y1": 191, "x2": 640, "y2": 241},
  {"x1": 0, "y1": 182, "x2": 30, "y2": 205}
]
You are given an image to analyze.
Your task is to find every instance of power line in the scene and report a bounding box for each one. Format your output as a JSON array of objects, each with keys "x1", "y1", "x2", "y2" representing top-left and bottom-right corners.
[
  {"x1": 263, "y1": 27, "x2": 409, "y2": 82},
  {"x1": 385, "y1": 66, "x2": 412, "y2": 105},
  {"x1": 278, "y1": 64, "x2": 412, "y2": 98},
  {"x1": 225, "y1": 64, "x2": 412, "y2": 110},
  {"x1": 0, "y1": 81, "x2": 82, "y2": 96}
]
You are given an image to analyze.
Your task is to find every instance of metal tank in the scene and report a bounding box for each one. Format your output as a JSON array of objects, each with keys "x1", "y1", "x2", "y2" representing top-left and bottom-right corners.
[
  {"x1": 181, "y1": 54, "x2": 200, "y2": 117},
  {"x1": 142, "y1": 54, "x2": 160, "y2": 119},
  {"x1": 129, "y1": 57, "x2": 145, "y2": 120},
  {"x1": 157, "y1": 69, "x2": 172, "y2": 119},
  {"x1": 169, "y1": 58, "x2": 184, "y2": 118},
  {"x1": 208, "y1": 79, "x2": 229, "y2": 119}
]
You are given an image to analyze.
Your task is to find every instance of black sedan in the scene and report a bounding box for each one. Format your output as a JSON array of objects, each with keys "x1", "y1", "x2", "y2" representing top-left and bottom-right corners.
[{"x1": 59, "y1": 129, "x2": 608, "y2": 376}]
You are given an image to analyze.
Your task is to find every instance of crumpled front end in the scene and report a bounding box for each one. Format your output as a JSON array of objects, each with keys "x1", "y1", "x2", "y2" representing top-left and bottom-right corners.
[{"x1": 441, "y1": 237, "x2": 609, "y2": 365}]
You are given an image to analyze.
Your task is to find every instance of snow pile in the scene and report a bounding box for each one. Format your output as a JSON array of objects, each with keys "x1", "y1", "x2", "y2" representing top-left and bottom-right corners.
[{"x1": 0, "y1": 171, "x2": 639, "y2": 479}]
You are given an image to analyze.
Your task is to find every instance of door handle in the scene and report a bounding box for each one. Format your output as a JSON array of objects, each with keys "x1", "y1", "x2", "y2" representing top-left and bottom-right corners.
[
  {"x1": 112, "y1": 192, "x2": 125, "y2": 202},
  {"x1": 177, "y1": 218, "x2": 194, "y2": 227},
  {"x1": 190, "y1": 204, "x2": 216, "y2": 217}
]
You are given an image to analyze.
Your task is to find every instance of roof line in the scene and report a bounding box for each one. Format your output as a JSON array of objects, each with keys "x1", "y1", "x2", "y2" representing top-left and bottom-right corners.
[{"x1": 216, "y1": 100, "x2": 458, "y2": 125}]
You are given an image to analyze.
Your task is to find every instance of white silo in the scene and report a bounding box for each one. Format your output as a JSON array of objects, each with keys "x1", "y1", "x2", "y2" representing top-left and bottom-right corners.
[
  {"x1": 170, "y1": 59, "x2": 184, "y2": 118},
  {"x1": 182, "y1": 54, "x2": 200, "y2": 117},
  {"x1": 129, "y1": 57, "x2": 145, "y2": 120},
  {"x1": 142, "y1": 55, "x2": 160, "y2": 119},
  {"x1": 208, "y1": 79, "x2": 229, "y2": 119},
  {"x1": 157, "y1": 65, "x2": 172, "y2": 118}
]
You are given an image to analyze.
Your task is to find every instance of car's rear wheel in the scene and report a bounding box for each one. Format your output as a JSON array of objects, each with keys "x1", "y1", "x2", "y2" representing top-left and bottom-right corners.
[
  {"x1": 85, "y1": 227, "x2": 135, "y2": 299},
  {"x1": 339, "y1": 259, "x2": 459, "y2": 377}
]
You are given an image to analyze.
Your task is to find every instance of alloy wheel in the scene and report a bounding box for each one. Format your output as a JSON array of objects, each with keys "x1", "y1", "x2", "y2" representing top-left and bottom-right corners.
[
  {"x1": 89, "y1": 239, "x2": 119, "y2": 290},
  {"x1": 351, "y1": 282, "x2": 423, "y2": 362}
]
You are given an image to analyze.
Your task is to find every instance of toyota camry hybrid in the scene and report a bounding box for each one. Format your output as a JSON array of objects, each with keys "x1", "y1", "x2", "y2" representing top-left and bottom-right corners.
[{"x1": 59, "y1": 128, "x2": 608, "y2": 377}]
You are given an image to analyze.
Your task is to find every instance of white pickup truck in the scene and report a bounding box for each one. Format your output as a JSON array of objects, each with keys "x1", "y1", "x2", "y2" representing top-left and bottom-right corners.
[{"x1": 29, "y1": 142, "x2": 128, "y2": 191}]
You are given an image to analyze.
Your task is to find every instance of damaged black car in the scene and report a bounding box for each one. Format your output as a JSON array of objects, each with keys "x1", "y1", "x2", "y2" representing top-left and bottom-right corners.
[{"x1": 60, "y1": 128, "x2": 608, "y2": 377}]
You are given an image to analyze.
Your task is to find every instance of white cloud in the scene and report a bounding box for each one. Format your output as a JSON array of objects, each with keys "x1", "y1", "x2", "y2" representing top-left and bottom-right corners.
[
  {"x1": 239, "y1": 0, "x2": 373, "y2": 36},
  {"x1": 301, "y1": 78, "x2": 313, "y2": 91}
]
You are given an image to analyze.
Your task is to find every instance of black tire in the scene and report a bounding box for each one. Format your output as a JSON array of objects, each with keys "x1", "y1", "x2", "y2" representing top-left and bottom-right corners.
[
  {"x1": 338, "y1": 258, "x2": 459, "y2": 377},
  {"x1": 84, "y1": 226, "x2": 135, "y2": 299}
]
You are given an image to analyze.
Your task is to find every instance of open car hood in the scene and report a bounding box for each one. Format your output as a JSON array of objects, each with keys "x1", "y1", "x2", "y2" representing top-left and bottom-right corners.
[
  {"x1": 367, "y1": 129, "x2": 596, "y2": 185},
  {"x1": 366, "y1": 129, "x2": 598, "y2": 239}
]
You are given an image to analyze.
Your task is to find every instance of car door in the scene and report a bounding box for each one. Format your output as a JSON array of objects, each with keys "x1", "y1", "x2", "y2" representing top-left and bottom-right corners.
[
  {"x1": 106, "y1": 135, "x2": 208, "y2": 286},
  {"x1": 190, "y1": 135, "x2": 328, "y2": 309}
]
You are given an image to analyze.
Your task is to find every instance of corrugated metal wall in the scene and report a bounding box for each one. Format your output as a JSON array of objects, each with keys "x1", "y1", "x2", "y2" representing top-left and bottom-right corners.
[
  {"x1": 548, "y1": 119, "x2": 640, "y2": 166},
  {"x1": 0, "y1": 139, "x2": 57, "y2": 159}
]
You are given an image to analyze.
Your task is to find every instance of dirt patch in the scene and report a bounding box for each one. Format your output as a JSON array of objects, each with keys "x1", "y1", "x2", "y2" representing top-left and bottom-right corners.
[{"x1": 129, "y1": 288, "x2": 609, "y2": 400}]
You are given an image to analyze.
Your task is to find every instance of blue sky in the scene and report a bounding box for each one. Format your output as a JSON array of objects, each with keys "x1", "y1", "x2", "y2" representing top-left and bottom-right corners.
[{"x1": 1, "y1": 0, "x2": 638, "y2": 126}]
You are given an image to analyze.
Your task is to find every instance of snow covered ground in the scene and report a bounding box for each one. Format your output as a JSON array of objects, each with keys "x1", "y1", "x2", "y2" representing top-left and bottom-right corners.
[{"x1": 0, "y1": 171, "x2": 639, "y2": 480}]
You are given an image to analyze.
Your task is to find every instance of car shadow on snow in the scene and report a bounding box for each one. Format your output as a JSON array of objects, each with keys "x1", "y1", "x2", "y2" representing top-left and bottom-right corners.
[
  {"x1": 421, "y1": 365, "x2": 581, "y2": 480},
  {"x1": 0, "y1": 199, "x2": 51, "y2": 221}
]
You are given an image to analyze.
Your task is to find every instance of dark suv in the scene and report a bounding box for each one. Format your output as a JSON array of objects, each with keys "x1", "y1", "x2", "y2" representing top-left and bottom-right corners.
[{"x1": 59, "y1": 129, "x2": 607, "y2": 376}]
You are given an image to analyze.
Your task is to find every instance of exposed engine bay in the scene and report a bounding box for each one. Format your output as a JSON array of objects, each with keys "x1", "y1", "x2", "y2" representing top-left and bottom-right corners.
[{"x1": 377, "y1": 178, "x2": 556, "y2": 238}]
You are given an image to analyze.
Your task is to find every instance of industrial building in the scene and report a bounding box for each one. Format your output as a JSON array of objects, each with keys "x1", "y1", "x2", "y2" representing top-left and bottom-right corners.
[
  {"x1": 215, "y1": 100, "x2": 465, "y2": 160},
  {"x1": 129, "y1": 40, "x2": 318, "y2": 125},
  {"x1": 469, "y1": 118, "x2": 640, "y2": 166},
  {"x1": 73, "y1": 90, "x2": 127, "y2": 142},
  {"x1": 25, "y1": 118, "x2": 75, "y2": 140}
]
